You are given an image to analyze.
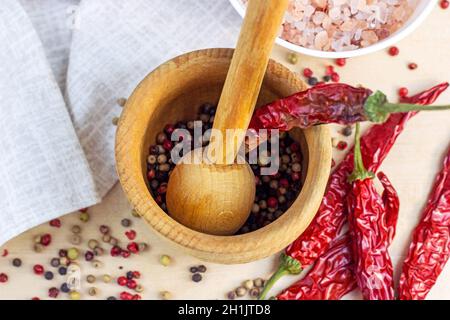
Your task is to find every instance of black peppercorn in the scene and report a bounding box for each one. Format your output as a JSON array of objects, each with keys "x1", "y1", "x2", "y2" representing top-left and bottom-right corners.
[
  {"x1": 58, "y1": 266, "x2": 67, "y2": 275},
  {"x1": 50, "y1": 258, "x2": 60, "y2": 268},
  {"x1": 308, "y1": 77, "x2": 318, "y2": 86},
  {"x1": 12, "y1": 258, "x2": 22, "y2": 267},
  {"x1": 189, "y1": 266, "x2": 198, "y2": 273},
  {"x1": 197, "y1": 265, "x2": 207, "y2": 273},
  {"x1": 192, "y1": 273, "x2": 202, "y2": 282},
  {"x1": 44, "y1": 271, "x2": 54, "y2": 280},
  {"x1": 60, "y1": 283, "x2": 70, "y2": 293}
]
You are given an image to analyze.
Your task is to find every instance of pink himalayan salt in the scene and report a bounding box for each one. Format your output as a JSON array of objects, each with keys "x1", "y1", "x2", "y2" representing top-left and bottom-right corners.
[{"x1": 241, "y1": 0, "x2": 417, "y2": 52}]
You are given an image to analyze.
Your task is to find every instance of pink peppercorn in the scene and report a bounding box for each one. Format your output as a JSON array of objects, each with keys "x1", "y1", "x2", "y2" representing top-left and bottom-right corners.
[
  {"x1": 49, "y1": 219, "x2": 61, "y2": 228},
  {"x1": 121, "y1": 250, "x2": 131, "y2": 258},
  {"x1": 117, "y1": 276, "x2": 128, "y2": 286},
  {"x1": 132, "y1": 294, "x2": 142, "y2": 300},
  {"x1": 267, "y1": 197, "x2": 278, "y2": 208},
  {"x1": 132, "y1": 271, "x2": 141, "y2": 279},
  {"x1": 40, "y1": 234, "x2": 52, "y2": 246},
  {"x1": 279, "y1": 178, "x2": 289, "y2": 188},
  {"x1": 120, "y1": 291, "x2": 134, "y2": 300},
  {"x1": 147, "y1": 169, "x2": 156, "y2": 180},
  {"x1": 31, "y1": 297, "x2": 40, "y2": 300},
  {"x1": 33, "y1": 264, "x2": 44, "y2": 275},
  {"x1": 164, "y1": 124, "x2": 175, "y2": 135},
  {"x1": 388, "y1": 46, "x2": 399, "y2": 56},
  {"x1": 337, "y1": 141, "x2": 348, "y2": 151},
  {"x1": 125, "y1": 230, "x2": 137, "y2": 241},
  {"x1": 302, "y1": 68, "x2": 313, "y2": 78},
  {"x1": 127, "y1": 242, "x2": 139, "y2": 254},
  {"x1": 290, "y1": 142, "x2": 300, "y2": 152},
  {"x1": 408, "y1": 63, "x2": 418, "y2": 70},
  {"x1": 127, "y1": 279, "x2": 137, "y2": 290},
  {"x1": 331, "y1": 72, "x2": 340, "y2": 83},
  {"x1": 162, "y1": 140, "x2": 173, "y2": 151},
  {"x1": 335, "y1": 58, "x2": 346, "y2": 67},
  {"x1": 0, "y1": 273, "x2": 8, "y2": 283},
  {"x1": 399, "y1": 87, "x2": 409, "y2": 98},
  {"x1": 331, "y1": 159, "x2": 336, "y2": 168},
  {"x1": 441, "y1": 0, "x2": 449, "y2": 9},
  {"x1": 1, "y1": 249, "x2": 8, "y2": 257},
  {"x1": 48, "y1": 287, "x2": 59, "y2": 298},
  {"x1": 79, "y1": 208, "x2": 88, "y2": 213},
  {"x1": 111, "y1": 246, "x2": 122, "y2": 257}
]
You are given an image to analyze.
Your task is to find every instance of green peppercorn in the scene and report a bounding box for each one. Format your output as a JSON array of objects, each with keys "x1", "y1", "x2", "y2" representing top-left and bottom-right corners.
[
  {"x1": 287, "y1": 52, "x2": 298, "y2": 65},
  {"x1": 160, "y1": 255, "x2": 171, "y2": 267},
  {"x1": 102, "y1": 234, "x2": 111, "y2": 243},
  {"x1": 67, "y1": 248, "x2": 79, "y2": 260},
  {"x1": 69, "y1": 291, "x2": 81, "y2": 300},
  {"x1": 102, "y1": 274, "x2": 112, "y2": 283},
  {"x1": 131, "y1": 209, "x2": 140, "y2": 218},
  {"x1": 160, "y1": 291, "x2": 172, "y2": 300},
  {"x1": 79, "y1": 212, "x2": 90, "y2": 222}
]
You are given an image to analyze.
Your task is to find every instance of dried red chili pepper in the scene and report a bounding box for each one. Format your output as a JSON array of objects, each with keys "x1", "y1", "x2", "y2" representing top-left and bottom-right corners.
[
  {"x1": 249, "y1": 83, "x2": 450, "y2": 131},
  {"x1": 277, "y1": 234, "x2": 356, "y2": 300},
  {"x1": 258, "y1": 83, "x2": 449, "y2": 300},
  {"x1": 347, "y1": 123, "x2": 397, "y2": 300},
  {"x1": 399, "y1": 146, "x2": 450, "y2": 300},
  {"x1": 278, "y1": 171, "x2": 399, "y2": 300}
]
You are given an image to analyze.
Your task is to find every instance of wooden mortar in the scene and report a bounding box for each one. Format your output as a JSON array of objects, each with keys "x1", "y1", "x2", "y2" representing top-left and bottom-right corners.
[{"x1": 115, "y1": 48, "x2": 332, "y2": 264}]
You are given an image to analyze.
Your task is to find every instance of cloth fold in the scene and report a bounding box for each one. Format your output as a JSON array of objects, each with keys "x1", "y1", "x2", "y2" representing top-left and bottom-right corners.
[{"x1": 0, "y1": 0, "x2": 242, "y2": 245}]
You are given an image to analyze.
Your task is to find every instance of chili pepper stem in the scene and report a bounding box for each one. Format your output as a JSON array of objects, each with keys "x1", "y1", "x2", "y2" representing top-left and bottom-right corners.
[
  {"x1": 258, "y1": 267, "x2": 289, "y2": 300},
  {"x1": 258, "y1": 253, "x2": 303, "y2": 300},
  {"x1": 365, "y1": 91, "x2": 450, "y2": 123},
  {"x1": 348, "y1": 123, "x2": 375, "y2": 182},
  {"x1": 383, "y1": 102, "x2": 450, "y2": 113}
]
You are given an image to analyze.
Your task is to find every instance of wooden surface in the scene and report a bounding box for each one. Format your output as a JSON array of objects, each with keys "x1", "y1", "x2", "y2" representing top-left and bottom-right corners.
[
  {"x1": 1, "y1": 6, "x2": 450, "y2": 300},
  {"x1": 116, "y1": 48, "x2": 330, "y2": 263}
]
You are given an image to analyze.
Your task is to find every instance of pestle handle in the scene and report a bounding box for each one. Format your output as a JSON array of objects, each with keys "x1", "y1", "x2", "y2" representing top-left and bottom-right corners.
[{"x1": 212, "y1": 0, "x2": 289, "y2": 164}]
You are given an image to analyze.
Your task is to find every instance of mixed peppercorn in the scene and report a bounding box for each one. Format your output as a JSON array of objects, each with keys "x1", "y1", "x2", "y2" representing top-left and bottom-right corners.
[{"x1": 146, "y1": 104, "x2": 304, "y2": 234}]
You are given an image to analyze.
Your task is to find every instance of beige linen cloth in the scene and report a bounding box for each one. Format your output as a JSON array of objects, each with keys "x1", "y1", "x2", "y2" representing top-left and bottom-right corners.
[{"x1": 0, "y1": 0, "x2": 241, "y2": 245}]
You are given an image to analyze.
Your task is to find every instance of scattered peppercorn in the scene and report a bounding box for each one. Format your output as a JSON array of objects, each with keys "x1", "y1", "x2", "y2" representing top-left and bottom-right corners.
[
  {"x1": 125, "y1": 230, "x2": 137, "y2": 240},
  {"x1": 58, "y1": 267, "x2": 67, "y2": 276},
  {"x1": 249, "y1": 287, "x2": 260, "y2": 298},
  {"x1": 99, "y1": 225, "x2": 110, "y2": 234},
  {"x1": 102, "y1": 274, "x2": 112, "y2": 283},
  {"x1": 335, "y1": 58, "x2": 346, "y2": 67},
  {"x1": 59, "y1": 249, "x2": 68, "y2": 257},
  {"x1": 388, "y1": 46, "x2": 399, "y2": 56},
  {"x1": 44, "y1": 271, "x2": 54, "y2": 280},
  {"x1": 12, "y1": 258, "x2": 22, "y2": 267},
  {"x1": 0, "y1": 273, "x2": 8, "y2": 283},
  {"x1": 303, "y1": 68, "x2": 313, "y2": 78},
  {"x1": 85, "y1": 251, "x2": 94, "y2": 261},
  {"x1": 322, "y1": 75, "x2": 331, "y2": 82},
  {"x1": 131, "y1": 209, "x2": 140, "y2": 218},
  {"x1": 117, "y1": 98, "x2": 127, "y2": 107},
  {"x1": 88, "y1": 287, "x2": 98, "y2": 296},
  {"x1": 50, "y1": 258, "x2": 60, "y2": 268},
  {"x1": 408, "y1": 62, "x2": 418, "y2": 70},
  {"x1": 287, "y1": 52, "x2": 298, "y2": 65},
  {"x1": 399, "y1": 87, "x2": 409, "y2": 98},
  {"x1": 337, "y1": 141, "x2": 348, "y2": 151},
  {"x1": 160, "y1": 291, "x2": 172, "y2": 300},
  {"x1": 70, "y1": 234, "x2": 82, "y2": 245},
  {"x1": 135, "y1": 284, "x2": 144, "y2": 293},
  {"x1": 440, "y1": 0, "x2": 449, "y2": 9},
  {"x1": 197, "y1": 265, "x2": 207, "y2": 273},
  {"x1": 243, "y1": 280, "x2": 254, "y2": 290},
  {"x1": 253, "y1": 278, "x2": 265, "y2": 288},
  {"x1": 160, "y1": 255, "x2": 171, "y2": 267},
  {"x1": 235, "y1": 287, "x2": 247, "y2": 297},
  {"x1": 88, "y1": 239, "x2": 99, "y2": 250},
  {"x1": 92, "y1": 260, "x2": 103, "y2": 268},
  {"x1": 227, "y1": 291, "x2": 236, "y2": 300},
  {"x1": 33, "y1": 264, "x2": 44, "y2": 275},
  {"x1": 331, "y1": 72, "x2": 340, "y2": 83},
  {"x1": 79, "y1": 212, "x2": 89, "y2": 222},
  {"x1": 192, "y1": 273, "x2": 202, "y2": 282},
  {"x1": 60, "y1": 283, "x2": 70, "y2": 293},
  {"x1": 40, "y1": 234, "x2": 52, "y2": 246},
  {"x1": 342, "y1": 125, "x2": 353, "y2": 137},
  {"x1": 48, "y1": 287, "x2": 59, "y2": 298},
  {"x1": 121, "y1": 219, "x2": 132, "y2": 228},
  {"x1": 107, "y1": 296, "x2": 117, "y2": 300},
  {"x1": 69, "y1": 291, "x2": 81, "y2": 300},
  {"x1": 49, "y1": 219, "x2": 61, "y2": 228},
  {"x1": 67, "y1": 248, "x2": 79, "y2": 260},
  {"x1": 87, "y1": 275, "x2": 96, "y2": 284},
  {"x1": 112, "y1": 117, "x2": 119, "y2": 126},
  {"x1": 33, "y1": 243, "x2": 44, "y2": 253},
  {"x1": 71, "y1": 225, "x2": 81, "y2": 234},
  {"x1": 190, "y1": 266, "x2": 198, "y2": 273},
  {"x1": 308, "y1": 77, "x2": 318, "y2": 86}
]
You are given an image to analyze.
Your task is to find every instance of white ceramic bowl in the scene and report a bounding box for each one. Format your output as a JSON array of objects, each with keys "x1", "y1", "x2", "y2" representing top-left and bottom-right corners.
[{"x1": 229, "y1": 0, "x2": 437, "y2": 58}]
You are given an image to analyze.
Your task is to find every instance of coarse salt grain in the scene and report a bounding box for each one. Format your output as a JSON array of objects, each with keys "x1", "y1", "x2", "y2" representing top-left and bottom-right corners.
[{"x1": 242, "y1": 0, "x2": 416, "y2": 52}]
